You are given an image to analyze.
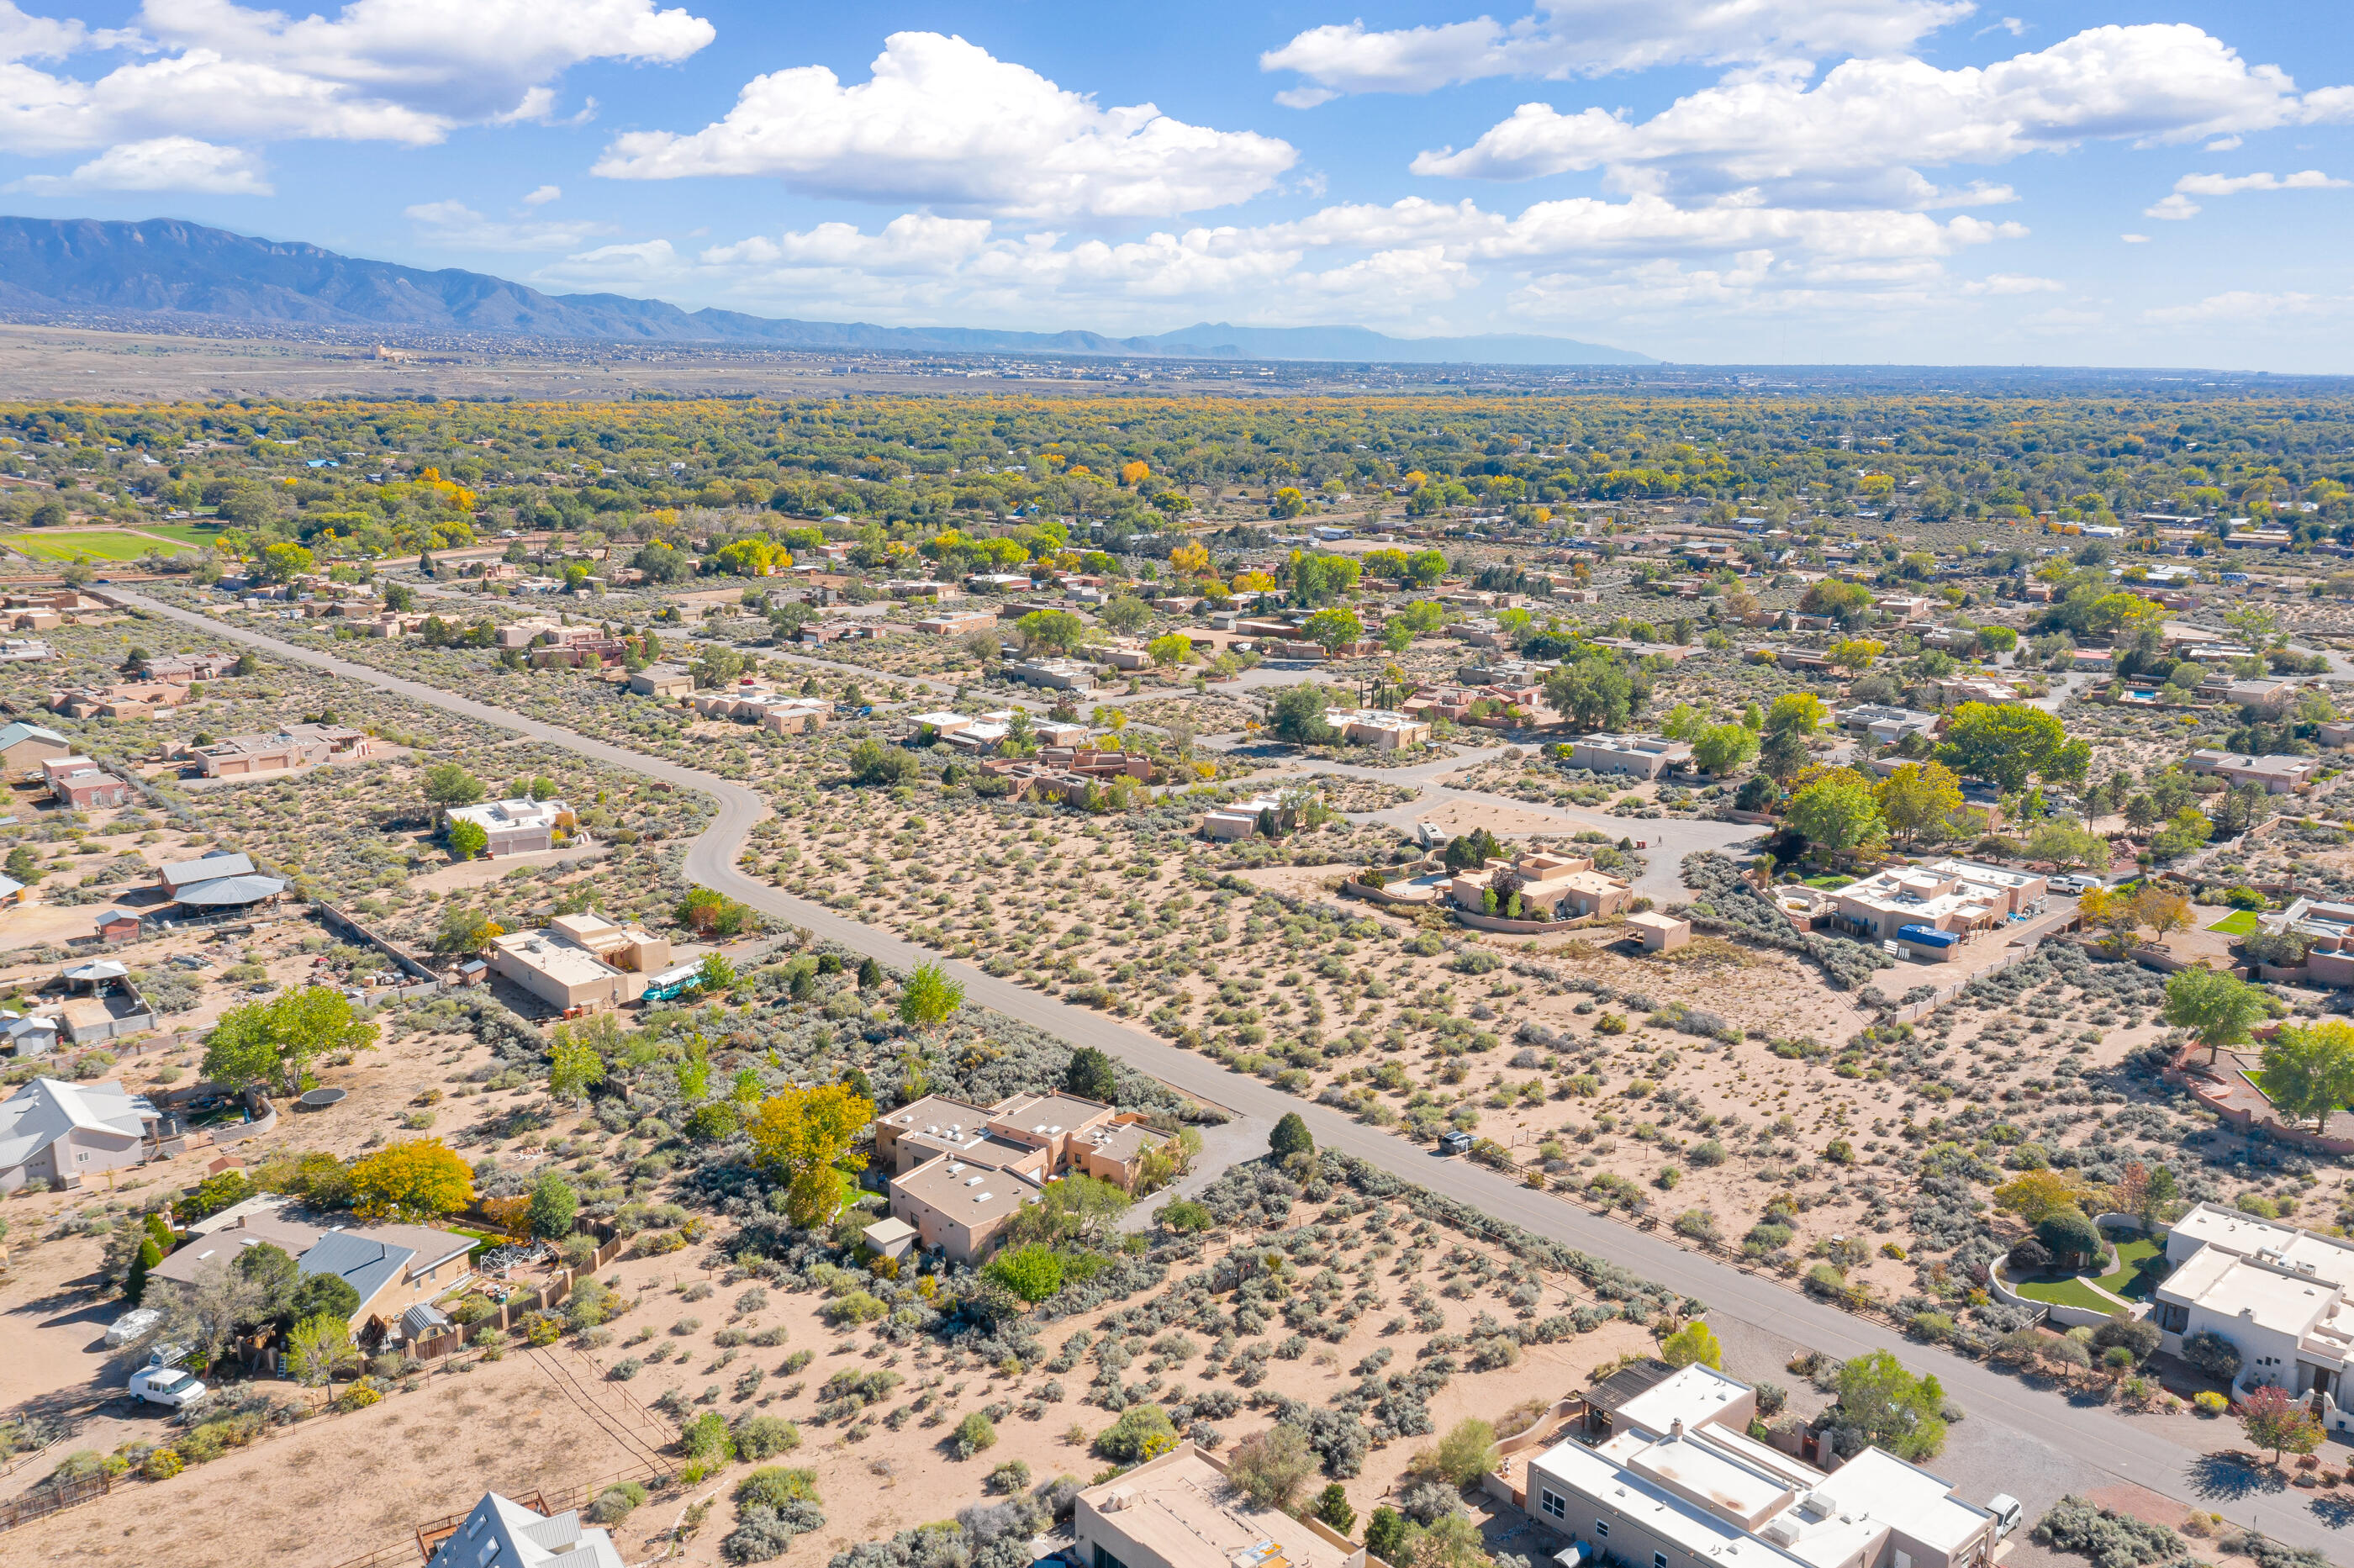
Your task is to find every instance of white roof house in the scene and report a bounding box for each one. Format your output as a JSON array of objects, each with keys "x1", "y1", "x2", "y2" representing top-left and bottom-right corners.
[
  {"x1": 425, "y1": 1491, "x2": 622, "y2": 1568},
  {"x1": 1524, "y1": 1365, "x2": 1998, "y2": 1568},
  {"x1": 2153, "y1": 1201, "x2": 2354, "y2": 1427},
  {"x1": 446, "y1": 798, "x2": 569, "y2": 836},
  {"x1": 1829, "y1": 858, "x2": 2047, "y2": 943}
]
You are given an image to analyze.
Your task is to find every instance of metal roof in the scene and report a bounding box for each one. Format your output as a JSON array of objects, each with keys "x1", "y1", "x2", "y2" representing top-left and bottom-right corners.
[{"x1": 174, "y1": 874, "x2": 287, "y2": 907}]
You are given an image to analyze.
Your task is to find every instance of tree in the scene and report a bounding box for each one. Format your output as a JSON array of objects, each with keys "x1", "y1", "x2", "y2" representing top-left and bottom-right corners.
[
  {"x1": 1008, "y1": 1174, "x2": 1132, "y2": 1249},
  {"x1": 1412, "y1": 1513, "x2": 1486, "y2": 1568},
  {"x1": 420, "y1": 762, "x2": 486, "y2": 808},
  {"x1": 747, "y1": 1083, "x2": 874, "y2": 1227},
  {"x1": 2027, "y1": 820, "x2": 2110, "y2": 872},
  {"x1": 1431, "y1": 1417, "x2": 1498, "y2": 1485},
  {"x1": 2241, "y1": 1385, "x2": 2323, "y2": 1465},
  {"x1": 1064, "y1": 1046, "x2": 1118, "y2": 1102},
  {"x1": 1148, "y1": 632, "x2": 1193, "y2": 668},
  {"x1": 285, "y1": 1312, "x2": 359, "y2": 1392},
  {"x1": 982, "y1": 1244, "x2": 1064, "y2": 1303},
  {"x1": 1757, "y1": 725, "x2": 1811, "y2": 784},
  {"x1": 1831, "y1": 1351, "x2": 1947, "y2": 1460},
  {"x1": 1660, "y1": 1319, "x2": 1724, "y2": 1370},
  {"x1": 446, "y1": 819, "x2": 489, "y2": 861},
  {"x1": 547, "y1": 1026, "x2": 606, "y2": 1105},
  {"x1": 235, "y1": 1241, "x2": 301, "y2": 1326},
  {"x1": 1301, "y1": 607, "x2": 1364, "y2": 654},
  {"x1": 2256, "y1": 1019, "x2": 2354, "y2": 1132},
  {"x1": 697, "y1": 953, "x2": 737, "y2": 994},
  {"x1": 202, "y1": 988, "x2": 379, "y2": 1099},
  {"x1": 1544, "y1": 657, "x2": 1640, "y2": 732},
  {"x1": 1269, "y1": 684, "x2": 1340, "y2": 745},
  {"x1": 1015, "y1": 609, "x2": 1088, "y2": 657},
  {"x1": 527, "y1": 1171, "x2": 578, "y2": 1240},
  {"x1": 1938, "y1": 703, "x2": 2084, "y2": 791},
  {"x1": 691, "y1": 643, "x2": 747, "y2": 690},
  {"x1": 2113, "y1": 1161, "x2": 2181, "y2": 1231},
  {"x1": 1826, "y1": 637, "x2": 1883, "y2": 673},
  {"x1": 1763, "y1": 692, "x2": 1826, "y2": 736},
  {"x1": 288, "y1": 1271, "x2": 359, "y2": 1328},
  {"x1": 1364, "y1": 1507, "x2": 1411, "y2": 1566},
  {"x1": 1876, "y1": 762, "x2": 1964, "y2": 847},
  {"x1": 1993, "y1": 1169, "x2": 2089, "y2": 1226},
  {"x1": 2164, "y1": 965, "x2": 2273, "y2": 1065},
  {"x1": 1316, "y1": 1483, "x2": 1356, "y2": 1534},
  {"x1": 1227, "y1": 1425, "x2": 1317, "y2": 1510},
  {"x1": 257, "y1": 541, "x2": 315, "y2": 583},
  {"x1": 2181, "y1": 1328, "x2": 2243, "y2": 1384},
  {"x1": 1692, "y1": 723, "x2": 1759, "y2": 777},
  {"x1": 349, "y1": 1138, "x2": 475, "y2": 1223},
  {"x1": 1270, "y1": 1111, "x2": 1314, "y2": 1161},
  {"x1": 1443, "y1": 827, "x2": 1502, "y2": 873},
  {"x1": 1100, "y1": 597, "x2": 1152, "y2": 636},
  {"x1": 1785, "y1": 769, "x2": 1886, "y2": 853},
  {"x1": 1797, "y1": 578, "x2": 1874, "y2": 626},
  {"x1": 1095, "y1": 1403, "x2": 1180, "y2": 1463},
  {"x1": 897, "y1": 961, "x2": 963, "y2": 1028},
  {"x1": 2036, "y1": 1208, "x2": 2104, "y2": 1265}
]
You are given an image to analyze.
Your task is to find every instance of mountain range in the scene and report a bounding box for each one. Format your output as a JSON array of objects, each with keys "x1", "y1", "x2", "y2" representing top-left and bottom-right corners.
[{"x1": 0, "y1": 216, "x2": 1654, "y2": 367}]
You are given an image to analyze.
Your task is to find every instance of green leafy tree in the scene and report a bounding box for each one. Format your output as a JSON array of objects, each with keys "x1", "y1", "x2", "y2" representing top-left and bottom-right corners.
[
  {"x1": 1797, "y1": 578, "x2": 1874, "y2": 626},
  {"x1": 1876, "y1": 761, "x2": 1963, "y2": 847},
  {"x1": 1544, "y1": 657, "x2": 1641, "y2": 732},
  {"x1": 1763, "y1": 693, "x2": 1827, "y2": 736},
  {"x1": 1785, "y1": 769, "x2": 1886, "y2": 853},
  {"x1": 1691, "y1": 723, "x2": 1758, "y2": 777},
  {"x1": 1301, "y1": 607, "x2": 1364, "y2": 654},
  {"x1": 1269, "y1": 684, "x2": 1340, "y2": 744},
  {"x1": 697, "y1": 953, "x2": 737, "y2": 994},
  {"x1": 1432, "y1": 1417, "x2": 1499, "y2": 1484},
  {"x1": 1148, "y1": 632, "x2": 1194, "y2": 668},
  {"x1": 1095, "y1": 1403, "x2": 1179, "y2": 1464},
  {"x1": 446, "y1": 819, "x2": 489, "y2": 861},
  {"x1": 1269, "y1": 1111, "x2": 1314, "y2": 1161},
  {"x1": 897, "y1": 961, "x2": 963, "y2": 1028},
  {"x1": 1365, "y1": 1507, "x2": 1411, "y2": 1566},
  {"x1": 421, "y1": 762, "x2": 486, "y2": 808},
  {"x1": 1100, "y1": 597, "x2": 1152, "y2": 636},
  {"x1": 982, "y1": 1244, "x2": 1065, "y2": 1303},
  {"x1": 285, "y1": 1312, "x2": 359, "y2": 1392},
  {"x1": 527, "y1": 1171, "x2": 578, "y2": 1240},
  {"x1": 202, "y1": 989, "x2": 378, "y2": 1098},
  {"x1": 2256, "y1": 1019, "x2": 2354, "y2": 1132},
  {"x1": 1937, "y1": 703, "x2": 2086, "y2": 792},
  {"x1": 547, "y1": 1026, "x2": 605, "y2": 1105},
  {"x1": 1660, "y1": 1319, "x2": 1724, "y2": 1369},
  {"x1": 1831, "y1": 1351, "x2": 1948, "y2": 1460},
  {"x1": 1064, "y1": 1046, "x2": 1119, "y2": 1102},
  {"x1": 2164, "y1": 965, "x2": 2274, "y2": 1066},
  {"x1": 1014, "y1": 609, "x2": 1088, "y2": 657}
]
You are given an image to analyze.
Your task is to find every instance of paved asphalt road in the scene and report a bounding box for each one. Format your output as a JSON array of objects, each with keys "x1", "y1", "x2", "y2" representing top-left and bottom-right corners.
[{"x1": 124, "y1": 591, "x2": 2348, "y2": 1557}]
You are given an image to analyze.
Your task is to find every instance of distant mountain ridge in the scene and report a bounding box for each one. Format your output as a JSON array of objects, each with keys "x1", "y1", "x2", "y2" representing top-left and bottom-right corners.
[{"x1": 0, "y1": 216, "x2": 1655, "y2": 367}]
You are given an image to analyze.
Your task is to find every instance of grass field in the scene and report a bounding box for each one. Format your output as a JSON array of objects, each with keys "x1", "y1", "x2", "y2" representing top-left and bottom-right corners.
[
  {"x1": 135, "y1": 522, "x2": 230, "y2": 547},
  {"x1": 1802, "y1": 873, "x2": 1853, "y2": 890},
  {"x1": 2206, "y1": 909, "x2": 2261, "y2": 935},
  {"x1": 2094, "y1": 1234, "x2": 2165, "y2": 1300},
  {"x1": 2014, "y1": 1273, "x2": 2125, "y2": 1312},
  {"x1": 2, "y1": 530, "x2": 191, "y2": 563}
]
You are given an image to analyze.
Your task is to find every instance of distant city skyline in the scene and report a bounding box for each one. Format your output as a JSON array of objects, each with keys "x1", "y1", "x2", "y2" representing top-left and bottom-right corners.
[{"x1": 0, "y1": 2, "x2": 2348, "y2": 369}]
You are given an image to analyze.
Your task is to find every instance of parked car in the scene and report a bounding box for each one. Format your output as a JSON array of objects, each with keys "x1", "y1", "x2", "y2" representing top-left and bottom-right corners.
[
  {"x1": 1438, "y1": 1130, "x2": 1475, "y2": 1155},
  {"x1": 2049, "y1": 874, "x2": 2103, "y2": 895},
  {"x1": 1986, "y1": 1494, "x2": 2023, "y2": 1539},
  {"x1": 129, "y1": 1359, "x2": 208, "y2": 1409}
]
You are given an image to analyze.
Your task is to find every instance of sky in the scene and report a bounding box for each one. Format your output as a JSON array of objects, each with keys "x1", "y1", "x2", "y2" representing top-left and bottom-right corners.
[{"x1": 1, "y1": 1, "x2": 2351, "y2": 370}]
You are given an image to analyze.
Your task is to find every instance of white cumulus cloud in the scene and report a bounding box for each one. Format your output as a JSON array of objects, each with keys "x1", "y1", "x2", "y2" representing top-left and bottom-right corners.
[
  {"x1": 593, "y1": 31, "x2": 1296, "y2": 221},
  {"x1": 2142, "y1": 290, "x2": 2340, "y2": 325},
  {"x1": 9, "y1": 133, "x2": 269, "y2": 193},
  {"x1": 0, "y1": 0, "x2": 712, "y2": 156},
  {"x1": 2172, "y1": 168, "x2": 2346, "y2": 195},
  {"x1": 1259, "y1": 0, "x2": 1973, "y2": 98},
  {"x1": 1412, "y1": 24, "x2": 2350, "y2": 209},
  {"x1": 2143, "y1": 193, "x2": 2200, "y2": 219}
]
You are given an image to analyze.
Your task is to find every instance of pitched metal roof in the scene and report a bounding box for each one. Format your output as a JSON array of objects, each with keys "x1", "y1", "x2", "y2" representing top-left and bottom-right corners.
[{"x1": 173, "y1": 874, "x2": 286, "y2": 907}]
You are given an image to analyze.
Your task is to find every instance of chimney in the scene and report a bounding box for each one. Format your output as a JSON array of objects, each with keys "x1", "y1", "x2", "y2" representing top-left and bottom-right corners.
[{"x1": 1670, "y1": 1418, "x2": 1685, "y2": 1439}]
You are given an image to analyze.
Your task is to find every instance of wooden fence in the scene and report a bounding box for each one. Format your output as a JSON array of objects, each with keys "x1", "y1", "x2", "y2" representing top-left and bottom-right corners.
[
  {"x1": 319, "y1": 1459, "x2": 669, "y2": 1568},
  {"x1": 408, "y1": 1227, "x2": 631, "y2": 1363},
  {"x1": 0, "y1": 1470, "x2": 114, "y2": 1534}
]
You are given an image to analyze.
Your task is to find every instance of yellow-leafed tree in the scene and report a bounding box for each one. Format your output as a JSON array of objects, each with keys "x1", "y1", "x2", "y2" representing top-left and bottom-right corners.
[
  {"x1": 747, "y1": 1084, "x2": 875, "y2": 1227},
  {"x1": 350, "y1": 1138, "x2": 475, "y2": 1223}
]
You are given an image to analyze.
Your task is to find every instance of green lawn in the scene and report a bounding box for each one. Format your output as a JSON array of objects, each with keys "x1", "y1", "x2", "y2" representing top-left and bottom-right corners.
[
  {"x1": 136, "y1": 521, "x2": 230, "y2": 547},
  {"x1": 2095, "y1": 1234, "x2": 2165, "y2": 1300},
  {"x1": 2014, "y1": 1274, "x2": 2124, "y2": 1312},
  {"x1": 2206, "y1": 909, "x2": 2261, "y2": 935},
  {"x1": 1802, "y1": 874, "x2": 1853, "y2": 890},
  {"x1": 2, "y1": 529, "x2": 193, "y2": 562}
]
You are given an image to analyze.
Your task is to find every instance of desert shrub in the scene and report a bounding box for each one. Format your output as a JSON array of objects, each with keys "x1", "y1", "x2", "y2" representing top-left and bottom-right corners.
[
  {"x1": 736, "y1": 1467, "x2": 820, "y2": 1511},
  {"x1": 724, "y1": 1498, "x2": 826, "y2": 1564},
  {"x1": 988, "y1": 1460, "x2": 1032, "y2": 1495},
  {"x1": 734, "y1": 1415, "x2": 803, "y2": 1459},
  {"x1": 1398, "y1": 1480, "x2": 1464, "y2": 1526},
  {"x1": 954, "y1": 1412, "x2": 999, "y2": 1459},
  {"x1": 2180, "y1": 1329, "x2": 2242, "y2": 1383},
  {"x1": 2030, "y1": 1494, "x2": 2190, "y2": 1567},
  {"x1": 1095, "y1": 1403, "x2": 1178, "y2": 1463},
  {"x1": 588, "y1": 1482, "x2": 647, "y2": 1523}
]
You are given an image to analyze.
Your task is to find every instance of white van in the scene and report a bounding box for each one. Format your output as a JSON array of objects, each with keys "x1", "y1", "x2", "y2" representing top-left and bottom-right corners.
[{"x1": 128, "y1": 1362, "x2": 208, "y2": 1409}]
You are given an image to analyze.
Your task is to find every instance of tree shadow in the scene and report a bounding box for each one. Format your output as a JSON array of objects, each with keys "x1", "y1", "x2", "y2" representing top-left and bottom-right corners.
[
  {"x1": 2308, "y1": 1494, "x2": 2354, "y2": 1530},
  {"x1": 2186, "y1": 1452, "x2": 2286, "y2": 1501}
]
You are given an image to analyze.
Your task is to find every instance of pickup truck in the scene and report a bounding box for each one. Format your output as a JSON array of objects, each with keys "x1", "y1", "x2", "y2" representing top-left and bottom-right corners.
[{"x1": 128, "y1": 1364, "x2": 208, "y2": 1409}]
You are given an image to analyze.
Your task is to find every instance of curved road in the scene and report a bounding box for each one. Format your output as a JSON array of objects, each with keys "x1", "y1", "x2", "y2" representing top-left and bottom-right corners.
[{"x1": 119, "y1": 590, "x2": 2346, "y2": 1557}]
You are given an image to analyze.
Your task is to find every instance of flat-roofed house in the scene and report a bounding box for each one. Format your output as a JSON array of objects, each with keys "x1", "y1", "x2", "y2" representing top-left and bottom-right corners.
[
  {"x1": 1075, "y1": 1444, "x2": 1364, "y2": 1568},
  {"x1": 885, "y1": 1151, "x2": 1041, "y2": 1264},
  {"x1": 1565, "y1": 733, "x2": 1692, "y2": 779},
  {"x1": 2151, "y1": 1201, "x2": 2354, "y2": 1425},
  {"x1": 1829, "y1": 858, "x2": 2045, "y2": 959},
  {"x1": 1322, "y1": 708, "x2": 1433, "y2": 750},
  {"x1": 187, "y1": 722, "x2": 372, "y2": 779},
  {"x1": 41, "y1": 756, "x2": 129, "y2": 810},
  {"x1": 628, "y1": 664, "x2": 694, "y2": 700},
  {"x1": 485, "y1": 915, "x2": 659, "y2": 1014},
  {"x1": 445, "y1": 797, "x2": 571, "y2": 858},
  {"x1": 872, "y1": 1094, "x2": 999, "y2": 1173},
  {"x1": 1523, "y1": 1364, "x2": 2000, "y2": 1568},
  {"x1": 1449, "y1": 852, "x2": 1631, "y2": 921}
]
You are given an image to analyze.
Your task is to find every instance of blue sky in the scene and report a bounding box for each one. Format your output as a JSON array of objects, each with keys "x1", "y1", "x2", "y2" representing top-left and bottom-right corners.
[{"x1": 3, "y1": 1, "x2": 2351, "y2": 369}]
